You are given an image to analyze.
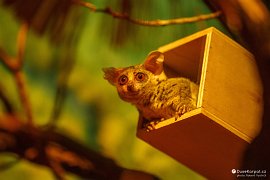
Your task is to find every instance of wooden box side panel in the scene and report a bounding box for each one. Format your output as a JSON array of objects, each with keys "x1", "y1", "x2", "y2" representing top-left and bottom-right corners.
[
  {"x1": 137, "y1": 112, "x2": 248, "y2": 180},
  {"x1": 201, "y1": 29, "x2": 263, "y2": 141}
]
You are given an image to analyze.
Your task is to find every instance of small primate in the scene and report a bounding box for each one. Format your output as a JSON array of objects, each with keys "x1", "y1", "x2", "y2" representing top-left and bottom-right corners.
[{"x1": 103, "y1": 51, "x2": 198, "y2": 130}]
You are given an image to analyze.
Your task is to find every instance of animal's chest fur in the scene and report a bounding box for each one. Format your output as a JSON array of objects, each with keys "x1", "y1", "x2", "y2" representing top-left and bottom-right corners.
[{"x1": 135, "y1": 78, "x2": 196, "y2": 120}]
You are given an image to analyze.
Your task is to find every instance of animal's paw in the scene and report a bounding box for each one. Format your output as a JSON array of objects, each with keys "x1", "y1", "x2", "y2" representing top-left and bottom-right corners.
[
  {"x1": 175, "y1": 105, "x2": 193, "y2": 121},
  {"x1": 144, "y1": 119, "x2": 163, "y2": 132},
  {"x1": 174, "y1": 112, "x2": 181, "y2": 121}
]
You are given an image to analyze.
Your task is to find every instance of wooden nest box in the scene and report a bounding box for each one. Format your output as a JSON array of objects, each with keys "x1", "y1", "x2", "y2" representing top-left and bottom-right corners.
[{"x1": 136, "y1": 27, "x2": 263, "y2": 179}]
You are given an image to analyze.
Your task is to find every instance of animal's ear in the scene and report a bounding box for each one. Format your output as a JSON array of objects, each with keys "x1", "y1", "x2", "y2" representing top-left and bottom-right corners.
[
  {"x1": 143, "y1": 51, "x2": 164, "y2": 75},
  {"x1": 102, "y1": 67, "x2": 122, "y2": 85}
]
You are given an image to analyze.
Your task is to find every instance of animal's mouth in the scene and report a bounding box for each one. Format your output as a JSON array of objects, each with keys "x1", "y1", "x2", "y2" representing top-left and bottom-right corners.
[
  {"x1": 120, "y1": 85, "x2": 140, "y2": 94},
  {"x1": 119, "y1": 91, "x2": 140, "y2": 101},
  {"x1": 124, "y1": 91, "x2": 140, "y2": 97}
]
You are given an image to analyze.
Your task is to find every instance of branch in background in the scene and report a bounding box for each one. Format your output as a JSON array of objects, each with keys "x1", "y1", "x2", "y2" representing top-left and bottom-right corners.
[
  {"x1": 0, "y1": 49, "x2": 18, "y2": 71},
  {"x1": 0, "y1": 116, "x2": 159, "y2": 180},
  {"x1": 1, "y1": 0, "x2": 76, "y2": 43},
  {"x1": 16, "y1": 23, "x2": 28, "y2": 68},
  {"x1": 72, "y1": 0, "x2": 222, "y2": 26},
  {"x1": 14, "y1": 71, "x2": 33, "y2": 125},
  {"x1": 47, "y1": 9, "x2": 83, "y2": 128},
  {"x1": 0, "y1": 83, "x2": 14, "y2": 114},
  {"x1": 14, "y1": 23, "x2": 33, "y2": 125},
  {"x1": 47, "y1": 50, "x2": 74, "y2": 129},
  {"x1": 0, "y1": 23, "x2": 33, "y2": 125}
]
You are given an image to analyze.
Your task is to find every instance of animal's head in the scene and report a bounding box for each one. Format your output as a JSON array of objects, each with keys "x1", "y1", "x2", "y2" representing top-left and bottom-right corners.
[{"x1": 103, "y1": 51, "x2": 166, "y2": 102}]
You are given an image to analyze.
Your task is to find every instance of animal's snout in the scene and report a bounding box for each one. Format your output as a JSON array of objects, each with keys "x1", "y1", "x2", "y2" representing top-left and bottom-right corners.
[{"x1": 127, "y1": 84, "x2": 134, "y2": 91}]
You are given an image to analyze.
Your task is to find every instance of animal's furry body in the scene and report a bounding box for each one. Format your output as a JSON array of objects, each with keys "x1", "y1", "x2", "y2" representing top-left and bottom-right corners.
[{"x1": 103, "y1": 51, "x2": 198, "y2": 129}]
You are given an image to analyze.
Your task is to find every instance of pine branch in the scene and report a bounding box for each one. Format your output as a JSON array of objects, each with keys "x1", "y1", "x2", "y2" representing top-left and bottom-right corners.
[{"x1": 72, "y1": 0, "x2": 221, "y2": 26}]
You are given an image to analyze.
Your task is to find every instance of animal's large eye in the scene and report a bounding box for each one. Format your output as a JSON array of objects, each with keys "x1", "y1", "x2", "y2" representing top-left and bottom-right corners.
[
  {"x1": 135, "y1": 72, "x2": 146, "y2": 81},
  {"x1": 118, "y1": 75, "x2": 128, "y2": 85}
]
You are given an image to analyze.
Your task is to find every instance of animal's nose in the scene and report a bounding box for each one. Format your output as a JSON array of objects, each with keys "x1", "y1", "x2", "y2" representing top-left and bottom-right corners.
[
  {"x1": 127, "y1": 84, "x2": 133, "y2": 91},
  {"x1": 127, "y1": 84, "x2": 136, "y2": 92}
]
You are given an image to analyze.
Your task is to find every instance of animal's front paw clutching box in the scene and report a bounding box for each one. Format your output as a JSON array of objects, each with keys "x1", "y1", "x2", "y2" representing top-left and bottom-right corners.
[{"x1": 136, "y1": 27, "x2": 263, "y2": 180}]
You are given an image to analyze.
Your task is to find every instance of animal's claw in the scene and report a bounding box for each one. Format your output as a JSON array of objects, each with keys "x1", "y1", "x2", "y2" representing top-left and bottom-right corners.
[{"x1": 144, "y1": 119, "x2": 162, "y2": 132}]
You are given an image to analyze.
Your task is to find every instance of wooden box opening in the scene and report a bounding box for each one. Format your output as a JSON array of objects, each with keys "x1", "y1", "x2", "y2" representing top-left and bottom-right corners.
[
  {"x1": 136, "y1": 27, "x2": 263, "y2": 180},
  {"x1": 162, "y1": 35, "x2": 207, "y2": 108},
  {"x1": 163, "y1": 35, "x2": 206, "y2": 84}
]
